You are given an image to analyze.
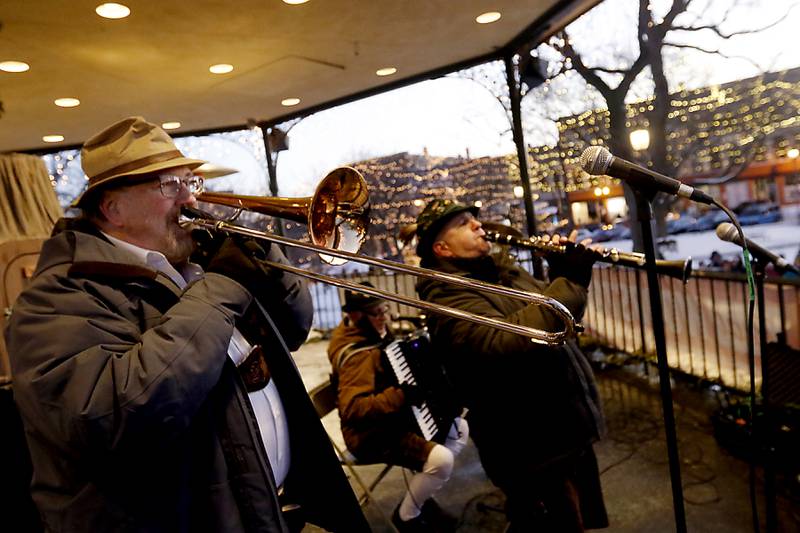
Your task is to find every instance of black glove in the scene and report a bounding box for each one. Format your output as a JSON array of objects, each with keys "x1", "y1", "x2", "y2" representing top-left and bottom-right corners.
[
  {"x1": 400, "y1": 383, "x2": 425, "y2": 408},
  {"x1": 205, "y1": 236, "x2": 278, "y2": 294},
  {"x1": 190, "y1": 227, "x2": 228, "y2": 268},
  {"x1": 545, "y1": 241, "x2": 599, "y2": 288}
]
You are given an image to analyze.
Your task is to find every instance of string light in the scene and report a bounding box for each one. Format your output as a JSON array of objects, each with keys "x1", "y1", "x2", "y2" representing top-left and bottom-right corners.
[{"x1": 38, "y1": 67, "x2": 800, "y2": 271}]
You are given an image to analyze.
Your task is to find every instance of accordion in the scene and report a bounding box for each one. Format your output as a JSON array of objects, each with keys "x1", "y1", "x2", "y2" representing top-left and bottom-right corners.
[{"x1": 383, "y1": 331, "x2": 461, "y2": 443}]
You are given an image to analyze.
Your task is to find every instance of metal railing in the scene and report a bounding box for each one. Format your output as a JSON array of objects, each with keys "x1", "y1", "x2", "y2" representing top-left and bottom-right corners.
[
  {"x1": 308, "y1": 262, "x2": 799, "y2": 392},
  {"x1": 584, "y1": 265, "x2": 800, "y2": 391},
  {"x1": 309, "y1": 270, "x2": 421, "y2": 332}
]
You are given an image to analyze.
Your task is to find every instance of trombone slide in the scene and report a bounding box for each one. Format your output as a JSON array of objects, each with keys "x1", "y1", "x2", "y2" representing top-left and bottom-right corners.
[{"x1": 184, "y1": 214, "x2": 582, "y2": 346}]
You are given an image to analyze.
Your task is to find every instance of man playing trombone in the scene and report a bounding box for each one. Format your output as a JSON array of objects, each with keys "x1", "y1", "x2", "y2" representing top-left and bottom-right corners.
[
  {"x1": 5, "y1": 117, "x2": 367, "y2": 532},
  {"x1": 411, "y1": 199, "x2": 609, "y2": 533}
]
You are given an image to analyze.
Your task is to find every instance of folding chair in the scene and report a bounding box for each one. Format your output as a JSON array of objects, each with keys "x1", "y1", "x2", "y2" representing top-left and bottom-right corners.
[{"x1": 309, "y1": 379, "x2": 397, "y2": 530}]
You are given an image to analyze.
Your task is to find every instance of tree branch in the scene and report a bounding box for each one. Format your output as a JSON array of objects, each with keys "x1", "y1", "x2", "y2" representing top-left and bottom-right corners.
[
  {"x1": 619, "y1": 2, "x2": 653, "y2": 94},
  {"x1": 554, "y1": 31, "x2": 615, "y2": 100},
  {"x1": 617, "y1": 54, "x2": 650, "y2": 94},
  {"x1": 590, "y1": 67, "x2": 631, "y2": 75},
  {"x1": 661, "y1": 0, "x2": 691, "y2": 32},
  {"x1": 671, "y1": 3, "x2": 797, "y2": 39},
  {"x1": 663, "y1": 41, "x2": 763, "y2": 69}
]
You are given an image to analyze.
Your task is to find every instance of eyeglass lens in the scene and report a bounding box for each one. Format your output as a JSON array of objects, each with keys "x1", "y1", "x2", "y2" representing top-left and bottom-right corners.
[{"x1": 159, "y1": 175, "x2": 204, "y2": 198}]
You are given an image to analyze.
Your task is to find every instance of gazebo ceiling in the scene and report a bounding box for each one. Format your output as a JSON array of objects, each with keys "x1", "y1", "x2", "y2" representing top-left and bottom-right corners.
[{"x1": 0, "y1": 0, "x2": 596, "y2": 153}]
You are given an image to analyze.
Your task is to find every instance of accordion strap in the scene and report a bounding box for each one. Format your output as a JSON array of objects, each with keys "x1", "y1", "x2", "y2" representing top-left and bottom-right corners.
[{"x1": 331, "y1": 341, "x2": 382, "y2": 374}]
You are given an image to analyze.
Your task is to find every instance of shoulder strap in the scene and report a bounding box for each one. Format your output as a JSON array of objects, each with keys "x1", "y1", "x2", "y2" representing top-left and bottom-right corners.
[{"x1": 331, "y1": 341, "x2": 382, "y2": 373}]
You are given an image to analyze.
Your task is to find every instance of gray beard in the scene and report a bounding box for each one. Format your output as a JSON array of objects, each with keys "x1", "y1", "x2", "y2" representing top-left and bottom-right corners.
[{"x1": 164, "y1": 227, "x2": 195, "y2": 264}]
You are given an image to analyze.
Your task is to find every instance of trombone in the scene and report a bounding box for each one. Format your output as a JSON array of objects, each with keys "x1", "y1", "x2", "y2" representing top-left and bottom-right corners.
[{"x1": 187, "y1": 167, "x2": 581, "y2": 346}]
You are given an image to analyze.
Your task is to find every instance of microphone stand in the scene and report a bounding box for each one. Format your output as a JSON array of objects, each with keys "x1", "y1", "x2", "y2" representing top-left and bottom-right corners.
[
  {"x1": 752, "y1": 259, "x2": 777, "y2": 532},
  {"x1": 632, "y1": 188, "x2": 687, "y2": 533}
]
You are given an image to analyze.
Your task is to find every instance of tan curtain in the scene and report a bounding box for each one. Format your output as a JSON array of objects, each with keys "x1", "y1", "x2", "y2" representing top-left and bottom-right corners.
[{"x1": 0, "y1": 153, "x2": 64, "y2": 241}]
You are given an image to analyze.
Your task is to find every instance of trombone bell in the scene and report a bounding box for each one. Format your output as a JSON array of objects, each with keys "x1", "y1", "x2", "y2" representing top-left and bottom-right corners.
[{"x1": 196, "y1": 166, "x2": 370, "y2": 265}]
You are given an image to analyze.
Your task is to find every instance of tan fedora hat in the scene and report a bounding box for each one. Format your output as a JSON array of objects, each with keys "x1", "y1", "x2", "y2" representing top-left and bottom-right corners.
[{"x1": 71, "y1": 116, "x2": 205, "y2": 207}]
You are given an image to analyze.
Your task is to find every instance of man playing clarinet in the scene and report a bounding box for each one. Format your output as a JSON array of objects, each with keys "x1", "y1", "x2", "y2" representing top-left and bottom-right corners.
[{"x1": 412, "y1": 199, "x2": 609, "y2": 533}]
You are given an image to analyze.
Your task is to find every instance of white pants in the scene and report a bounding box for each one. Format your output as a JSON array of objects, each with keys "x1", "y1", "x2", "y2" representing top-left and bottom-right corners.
[{"x1": 398, "y1": 417, "x2": 470, "y2": 520}]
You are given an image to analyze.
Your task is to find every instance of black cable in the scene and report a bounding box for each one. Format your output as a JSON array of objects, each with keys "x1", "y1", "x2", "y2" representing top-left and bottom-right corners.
[
  {"x1": 712, "y1": 199, "x2": 760, "y2": 533},
  {"x1": 597, "y1": 372, "x2": 726, "y2": 509}
]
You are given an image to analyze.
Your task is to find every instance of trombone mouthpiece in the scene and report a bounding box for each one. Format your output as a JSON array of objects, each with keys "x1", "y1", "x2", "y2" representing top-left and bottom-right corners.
[{"x1": 179, "y1": 205, "x2": 215, "y2": 228}]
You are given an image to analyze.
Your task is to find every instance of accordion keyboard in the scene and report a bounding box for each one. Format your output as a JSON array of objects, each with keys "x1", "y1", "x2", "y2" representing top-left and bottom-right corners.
[{"x1": 385, "y1": 338, "x2": 444, "y2": 442}]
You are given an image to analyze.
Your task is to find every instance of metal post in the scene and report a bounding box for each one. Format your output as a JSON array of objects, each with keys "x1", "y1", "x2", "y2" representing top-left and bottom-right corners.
[
  {"x1": 258, "y1": 122, "x2": 284, "y2": 237},
  {"x1": 504, "y1": 53, "x2": 542, "y2": 279}
]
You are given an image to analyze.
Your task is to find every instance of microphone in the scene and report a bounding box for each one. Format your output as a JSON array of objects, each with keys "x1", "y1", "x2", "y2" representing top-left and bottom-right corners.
[
  {"x1": 580, "y1": 146, "x2": 714, "y2": 205},
  {"x1": 715, "y1": 222, "x2": 799, "y2": 274}
]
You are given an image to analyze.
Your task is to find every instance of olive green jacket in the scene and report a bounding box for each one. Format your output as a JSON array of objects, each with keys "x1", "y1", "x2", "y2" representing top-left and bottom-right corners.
[
  {"x1": 417, "y1": 253, "x2": 604, "y2": 485},
  {"x1": 6, "y1": 218, "x2": 368, "y2": 532}
]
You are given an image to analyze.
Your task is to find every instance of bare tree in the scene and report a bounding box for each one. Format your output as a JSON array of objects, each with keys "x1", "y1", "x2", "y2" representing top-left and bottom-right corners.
[
  {"x1": 452, "y1": 60, "x2": 597, "y2": 228},
  {"x1": 546, "y1": 0, "x2": 796, "y2": 249}
]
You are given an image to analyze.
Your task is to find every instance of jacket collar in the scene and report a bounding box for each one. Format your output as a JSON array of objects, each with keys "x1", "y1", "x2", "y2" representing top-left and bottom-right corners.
[
  {"x1": 38, "y1": 217, "x2": 178, "y2": 290},
  {"x1": 422, "y1": 254, "x2": 500, "y2": 283}
]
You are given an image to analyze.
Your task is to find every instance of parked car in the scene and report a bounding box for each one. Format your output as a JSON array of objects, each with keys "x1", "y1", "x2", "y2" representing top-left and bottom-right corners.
[
  {"x1": 666, "y1": 215, "x2": 698, "y2": 234},
  {"x1": 590, "y1": 223, "x2": 630, "y2": 242},
  {"x1": 574, "y1": 227, "x2": 595, "y2": 243},
  {"x1": 692, "y1": 209, "x2": 729, "y2": 232},
  {"x1": 735, "y1": 202, "x2": 782, "y2": 226}
]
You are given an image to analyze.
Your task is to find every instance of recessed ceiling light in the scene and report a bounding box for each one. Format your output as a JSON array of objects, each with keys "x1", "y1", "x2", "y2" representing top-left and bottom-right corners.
[
  {"x1": 43, "y1": 135, "x2": 65, "y2": 143},
  {"x1": 54, "y1": 98, "x2": 81, "y2": 108},
  {"x1": 95, "y1": 3, "x2": 131, "y2": 19},
  {"x1": 282, "y1": 0, "x2": 310, "y2": 4},
  {"x1": 476, "y1": 11, "x2": 501, "y2": 24},
  {"x1": 0, "y1": 61, "x2": 30, "y2": 73},
  {"x1": 161, "y1": 122, "x2": 181, "y2": 130},
  {"x1": 376, "y1": 67, "x2": 397, "y2": 77},
  {"x1": 209, "y1": 63, "x2": 234, "y2": 74},
  {"x1": 281, "y1": 97, "x2": 301, "y2": 106}
]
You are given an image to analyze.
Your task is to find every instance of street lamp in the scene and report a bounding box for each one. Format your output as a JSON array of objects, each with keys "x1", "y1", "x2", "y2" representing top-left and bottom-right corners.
[
  {"x1": 630, "y1": 128, "x2": 650, "y2": 151},
  {"x1": 594, "y1": 185, "x2": 611, "y2": 224},
  {"x1": 790, "y1": 148, "x2": 800, "y2": 187}
]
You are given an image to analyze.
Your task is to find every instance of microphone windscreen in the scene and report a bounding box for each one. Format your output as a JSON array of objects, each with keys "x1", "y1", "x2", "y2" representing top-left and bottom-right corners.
[
  {"x1": 715, "y1": 222, "x2": 737, "y2": 243},
  {"x1": 580, "y1": 146, "x2": 612, "y2": 175}
]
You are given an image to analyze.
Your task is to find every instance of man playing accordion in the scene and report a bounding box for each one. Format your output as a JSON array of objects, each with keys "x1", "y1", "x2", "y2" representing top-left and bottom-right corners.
[{"x1": 328, "y1": 283, "x2": 469, "y2": 532}]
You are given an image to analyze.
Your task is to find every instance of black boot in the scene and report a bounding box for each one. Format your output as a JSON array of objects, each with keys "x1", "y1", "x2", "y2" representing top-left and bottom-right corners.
[
  {"x1": 392, "y1": 503, "x2": 434, "y2": 532},
  {"x1": 420, "y1": 499, "x2": 458, "y2": 532}
]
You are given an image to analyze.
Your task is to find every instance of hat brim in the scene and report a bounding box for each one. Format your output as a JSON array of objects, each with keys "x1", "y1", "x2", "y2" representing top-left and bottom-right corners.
[
  {"x1": 416, "y1": 205, "x2": 480, "y2": 258},
  {"x1": 342, "y1": 299, "x2": 384, "y2": 312},
  {"x1": 70, "y1": 156, "x2": 205, "y2": 208}
]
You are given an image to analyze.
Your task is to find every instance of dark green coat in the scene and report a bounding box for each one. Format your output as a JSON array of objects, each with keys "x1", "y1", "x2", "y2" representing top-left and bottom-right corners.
[
  {"x1": 416, "y1": 253, "x2": 604, "y2": 487},
  {"x1": 5, "y1": 219, "x2": 368, "y2": 533}
]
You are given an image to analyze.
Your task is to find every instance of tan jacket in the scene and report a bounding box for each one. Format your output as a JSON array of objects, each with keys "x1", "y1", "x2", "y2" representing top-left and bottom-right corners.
[{"x1": 327, "y1": 319, "x2": 432, "y2": 467}]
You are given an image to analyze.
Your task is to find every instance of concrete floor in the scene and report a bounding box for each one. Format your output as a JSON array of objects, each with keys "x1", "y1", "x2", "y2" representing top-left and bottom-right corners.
[{"x1": 293, "y1": 338, "x2": 800, "y2": 533}]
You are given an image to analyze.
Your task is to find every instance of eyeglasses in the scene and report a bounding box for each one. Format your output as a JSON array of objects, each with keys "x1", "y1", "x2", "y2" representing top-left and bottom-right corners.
[
  {"x1": 158, "y1": 174, "x2": 204, "y2": 198},
  {"x1": 365, "y1": 306, "x2": 390, "y2": 318}
]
